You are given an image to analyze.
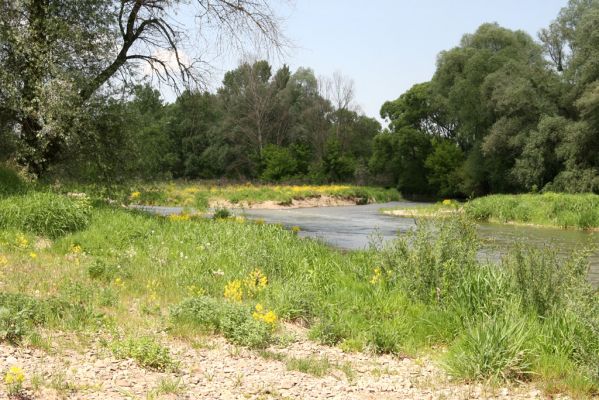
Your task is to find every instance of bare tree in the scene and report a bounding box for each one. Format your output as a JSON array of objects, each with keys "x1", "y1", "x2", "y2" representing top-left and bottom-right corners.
[{"x1": 320, "y1": 70, "x2": 357, "y2": 112}]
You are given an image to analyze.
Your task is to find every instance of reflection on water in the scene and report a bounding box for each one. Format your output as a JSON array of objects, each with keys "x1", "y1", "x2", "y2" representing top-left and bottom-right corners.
[{"x1": 238, "y1": 202, "x2": 599, "y2": 285}]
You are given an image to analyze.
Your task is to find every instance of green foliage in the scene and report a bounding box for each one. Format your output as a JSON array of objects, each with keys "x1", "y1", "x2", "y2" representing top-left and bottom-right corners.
[
  {"x1": 445, "y1": 312, "x2": 533, "y2": 381},
  {"x1": 0, "y1": 192, "x2": 91, "y2": 238},
  {"x1": 464, "y1": 193, "x2": 599, "y2": 229},
  {"x1": 111, "y1": 337, "x2": 178, "y2": 372},
  {"x1": 261, "y1": 145, "x2": 298, "y2": 181},
  {"x1": 0, "y1": 293, "x2": 45, "y2": 343},
  {"x1": 213, "y1": 208, "x2": 232, "y2": 219},
  {"x1": 0, "y1": 165, "x2": 27, "y2": 197},
  {"x1": 171, "y1": 296, "x2": 275, "y2": 349}
]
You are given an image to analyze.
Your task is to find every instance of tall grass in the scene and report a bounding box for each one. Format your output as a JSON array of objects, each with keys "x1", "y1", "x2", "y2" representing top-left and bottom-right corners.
[
  {"x1": 0, "y1": 192, "x2": 91, "y2": 238},
  {"x1": 464, "y1": 193, "x2": 599, "y2": 229}
]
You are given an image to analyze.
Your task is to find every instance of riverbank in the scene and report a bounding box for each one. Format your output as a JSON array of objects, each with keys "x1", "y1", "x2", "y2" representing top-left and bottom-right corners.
[
  {"x1": 0, "y1": 185, "x2": 597, "y2": 397},
  {"x1": 61, "y1": 182, "x2": 401, "y2": 210},
  {"x1": 384, "y1": 193, "x2": 599, "y2": 231}
]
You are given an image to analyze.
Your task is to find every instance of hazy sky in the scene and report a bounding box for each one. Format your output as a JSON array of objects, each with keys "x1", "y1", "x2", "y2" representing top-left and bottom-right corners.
[{"x1": 173, "y1": 1, "x2": 569, "y2": 119}]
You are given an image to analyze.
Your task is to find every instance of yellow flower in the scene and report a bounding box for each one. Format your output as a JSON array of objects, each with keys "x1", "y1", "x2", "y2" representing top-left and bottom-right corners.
[
  {"x1": 169, "y1": 213, "x2": 190, "y2": 222},
  {"x1": 4, "y1": 365, "x2": 25, "y2": 386},
  {"x1": 16, "y1": 234, "x2": 29, "y2": 249},
  {"x1": 370, "y1": 267, "x2": 382, "y2": 285},
  {"x1": 291, "y1": 226, "x2": 301, "y2": 234},
  {"x1": 29, "y1": 252, "x2": 37, "y2": 259},
  {"x1": 224, "y1": 280, "x2": 243, "y2": 302},
  {"x1": 442, "y1": 199, "x2": 453, "y2": 206},
  {"x1": 252, "y1": 304, "x2": 278, "y2": 329},
  {"x1": 0, "y1": 255, "x2": 8, "y2": 267},
  {"x1": 130, "y1": 191, "x2": 141, "y2": 200},
  {"x1": 114, "y1": 277, "x2": 125, "y2": 288},
  {"x1": 244, "y1": 268, "x2": 268, "y2": 297},
  {"x1": 70, "y1": 244, "x2": 82, "y2": 254}
]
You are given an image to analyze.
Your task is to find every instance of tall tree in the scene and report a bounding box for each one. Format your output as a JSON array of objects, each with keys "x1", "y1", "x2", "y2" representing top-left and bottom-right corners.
[{"x1": 0, "y1": 0, "x2": 285, "y2": 176}]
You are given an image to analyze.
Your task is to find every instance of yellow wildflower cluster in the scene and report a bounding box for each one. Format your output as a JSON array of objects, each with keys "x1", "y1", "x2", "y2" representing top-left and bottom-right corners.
[
  {"x1": 442, "y1": 199, "x2": 453, "y2": 206},
  {"x1": 224, "y1": 269, "x2": 269, "y2": 302},
  {"x1": 29, "y1": 252, "x2": 37, "y2": 260},
  {"x1": 0, "y1": 255, "x2": 8, "y2": 267},
  {"x1": 244, "y1": 268, "x2": 268, "y2": 297},
  {"x1": 71, "y1": 244, "x2": 82, "y2": 254},
  {"x1": 370, "y1": 267, "x2": 382, "y2": 285},
  {"x1": 15, "y1": 234, "x2": 28, "y2": 249},
  {"x1": 252, "y1": 303, "x2": 277, "y2": 329},
  {"x1": 169, "y1": 214, "x2": 190, "y2": 222},
  {"x1": 183, "y1": 187, "x2": 200, "y2": 194},
  {"x1": 224, "y1": 279, "x2": 243, "y2": 302},
  {"x1": 291, "y1": 226, "x2": 301, "y2": 234},
  {"x1": 4, "y1": 365, "x2": 25, "y2": 395},
  {"x1": 130, "y1": 191, "x2": 141, "y2": 200}
]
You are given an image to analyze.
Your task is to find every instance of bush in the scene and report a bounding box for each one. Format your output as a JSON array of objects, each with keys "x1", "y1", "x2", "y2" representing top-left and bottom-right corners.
[
  {"x1": 0, "y1": 192, "x2": 91, "y2": 238},
  {"x1": 171, "y1": 296, "x2": 275, "y2": 349},
  {"x1": 0, "y1": 165, "x2": 27, "y2": 197},
  {"x1": 213, "y1": 208, "x2": 231, "y2": 219},
  {"x1": 111, "y1": 337, "x2": 178, "y2": 371},
  {"x1": 0, "y1": 293, "x2": 46, "y2": 343}
]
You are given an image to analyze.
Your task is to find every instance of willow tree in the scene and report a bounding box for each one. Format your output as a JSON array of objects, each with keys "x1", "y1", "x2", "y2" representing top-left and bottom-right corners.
[{"x1": 0, "y1": 0, "x2": 285, "y2": 175}]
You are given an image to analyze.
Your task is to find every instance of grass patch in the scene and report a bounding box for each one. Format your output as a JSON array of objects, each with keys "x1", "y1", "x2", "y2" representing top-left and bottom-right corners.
[
  {"x1": 0, "y1": 192, "x2": 91, "y2": 238},
  {"x1": 286, "y1": 356, "x2": 332, "y2": 377},
  {"x1": 464, "y1": 193, "x2": 599, "y2": 230}
]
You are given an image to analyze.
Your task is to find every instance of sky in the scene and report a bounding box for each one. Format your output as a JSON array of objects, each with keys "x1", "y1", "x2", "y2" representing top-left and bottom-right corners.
[{"x1": 170, "y1": 0, "x2": 569, "y2": 119}]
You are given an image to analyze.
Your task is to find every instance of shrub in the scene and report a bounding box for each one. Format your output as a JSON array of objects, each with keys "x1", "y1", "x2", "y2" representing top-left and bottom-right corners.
[
  {"x1": 0, "y1": 293, "x2": 45, "y2": 343},
  {"x1": 170, "y1": 296, "x2": 275, "y2": 349},
  {"x1": 111, "y1": 337, "x2": 178, "y2": 371},
  {"x1": 0, "y1": 192, "x2": 91, "y2": 238},
  {"x1": 0, "y1": 165, "x2": 27, "y2": 197},
  {"x1": 213, "y1": 208, "x2": 231, "y2": 219}
]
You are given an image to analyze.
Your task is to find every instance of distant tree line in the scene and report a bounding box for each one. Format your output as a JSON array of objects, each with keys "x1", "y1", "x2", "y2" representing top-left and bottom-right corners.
[
  {"x1": 371, "y1": 0, "x2": 599, "y2": 196},
  {"x1": 35, "y1": 61, "x2": 380, "y2": 183}
]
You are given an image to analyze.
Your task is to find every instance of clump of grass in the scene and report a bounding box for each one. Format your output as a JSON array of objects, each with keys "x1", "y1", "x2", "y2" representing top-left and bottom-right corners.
[
  {"x1": 111, "y1": 337, "x2": 178, "y2": 371},
  {"x1": 0, "y1": 192, "x2": 91, "y2": 238},
  {"x1": 286, "y1": 356, "x2": 332, "y2": 377},
  {"x1": 464, "y1": 193, "x2": 599, "y2": 230},
  {"x1": 445, "y1": 312, "x2": 534, "y2": 381}
]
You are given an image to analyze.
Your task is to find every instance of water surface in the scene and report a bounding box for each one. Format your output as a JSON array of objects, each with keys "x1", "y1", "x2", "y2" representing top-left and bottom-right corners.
[{"x1": 238, "y1": 202, "x2": 599, "y2": 285}]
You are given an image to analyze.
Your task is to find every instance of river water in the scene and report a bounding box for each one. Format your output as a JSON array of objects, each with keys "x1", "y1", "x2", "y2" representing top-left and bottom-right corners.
[{"x1": 237, "y1": 202, "x2": 599, "y2": 285}]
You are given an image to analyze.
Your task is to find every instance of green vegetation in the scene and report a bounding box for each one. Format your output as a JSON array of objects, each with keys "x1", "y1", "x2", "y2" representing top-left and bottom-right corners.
[
  {"x1": 372, "y1": 1, "x2": 599, "y2": 197},
  {"x1": 111, "y1": 337, "x2": 179, "y2": 372},
  {"x1": 464, "y1": 193, "x2": 599, "y2": 230},
  {"x1": 0, "y1": 186, "x2": 597, "y2": 396},
  {"x1": 0, "y1": 191, "x2": 92, "y2": 238},
  {"x1": 122, "y1": 183, "x2": 400, "y2": 209}
]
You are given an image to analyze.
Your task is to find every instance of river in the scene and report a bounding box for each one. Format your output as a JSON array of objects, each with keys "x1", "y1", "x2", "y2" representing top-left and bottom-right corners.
[{"x1": 237, "y1": 201, "x2": 599, "y2": 285}]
